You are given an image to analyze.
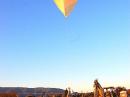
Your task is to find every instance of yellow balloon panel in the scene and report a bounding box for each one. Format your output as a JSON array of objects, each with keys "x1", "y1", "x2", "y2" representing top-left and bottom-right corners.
[
  {"x1": 54, "y1": 0, "x2": 65, "y2": 16},
  {"x1": 54, "y1": 0, "x2": 77, "y2": 17}
]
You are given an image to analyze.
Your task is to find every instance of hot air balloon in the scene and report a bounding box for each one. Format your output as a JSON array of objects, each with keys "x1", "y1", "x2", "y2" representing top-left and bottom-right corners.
[{"x1": 54, "y1": 0, "x2": 77, "y2": 17}]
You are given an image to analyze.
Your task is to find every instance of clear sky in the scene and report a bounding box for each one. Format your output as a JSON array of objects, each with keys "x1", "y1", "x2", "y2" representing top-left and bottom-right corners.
[{"x1": 0, "y1": 0, "x2": 130, "y2": 92}]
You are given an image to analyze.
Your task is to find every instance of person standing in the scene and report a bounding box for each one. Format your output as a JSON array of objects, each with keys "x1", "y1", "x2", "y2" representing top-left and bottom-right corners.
[{"x1": 65, "y1": 88, "x2": 69, "y2": 97}]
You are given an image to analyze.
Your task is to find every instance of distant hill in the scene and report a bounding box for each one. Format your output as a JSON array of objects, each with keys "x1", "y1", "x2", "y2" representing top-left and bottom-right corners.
[{"x1": 0, "y1": 87, "x2": 64, "y2": 97}]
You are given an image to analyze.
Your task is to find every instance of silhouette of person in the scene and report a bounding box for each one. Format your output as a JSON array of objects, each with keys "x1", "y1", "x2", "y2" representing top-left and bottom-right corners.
[{"x1": 65, "y1": 88, "x2": 69, "y2": 97}]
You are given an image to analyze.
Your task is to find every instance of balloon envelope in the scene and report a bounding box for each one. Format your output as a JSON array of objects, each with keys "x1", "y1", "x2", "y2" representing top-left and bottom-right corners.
[{"x1": 54, "y1": 0, "x2": 77, "y2": 17}]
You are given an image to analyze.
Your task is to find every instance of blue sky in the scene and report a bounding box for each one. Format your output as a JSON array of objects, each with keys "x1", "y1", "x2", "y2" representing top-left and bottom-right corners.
[{"x1": 0, "y1": 0, "x2": 130, "y2": 92}]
